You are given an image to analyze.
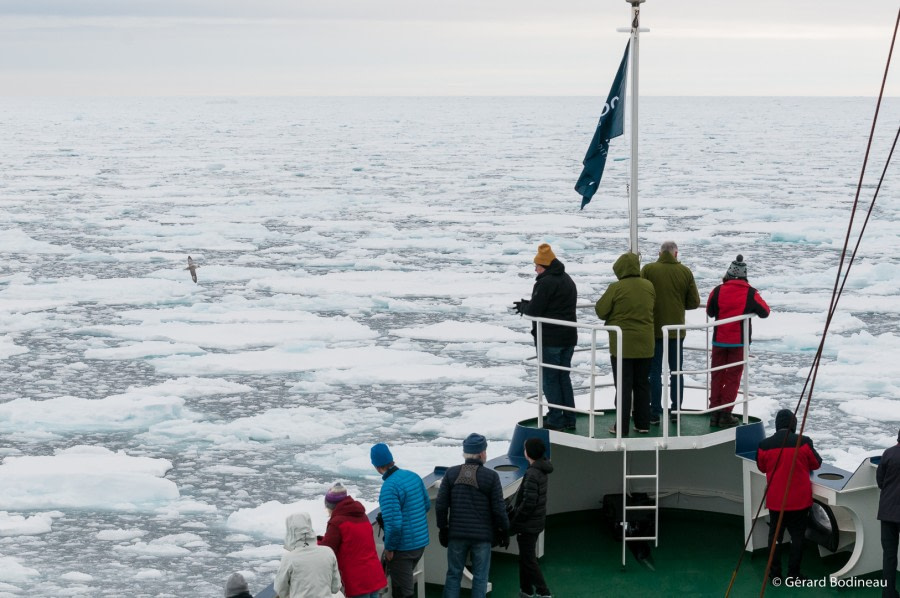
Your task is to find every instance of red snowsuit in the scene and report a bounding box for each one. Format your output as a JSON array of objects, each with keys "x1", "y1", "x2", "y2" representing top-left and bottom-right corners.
[{"x1": 706, "y1": 279, "x2": 770, "y2": 414}]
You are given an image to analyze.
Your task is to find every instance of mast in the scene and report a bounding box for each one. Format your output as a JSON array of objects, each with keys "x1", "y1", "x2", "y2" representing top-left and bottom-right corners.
[{"x1": 626, "y1": 0, "x2": 644, "y2": 256}]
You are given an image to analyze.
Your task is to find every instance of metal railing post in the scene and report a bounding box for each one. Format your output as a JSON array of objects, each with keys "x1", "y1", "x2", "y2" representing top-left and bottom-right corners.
[
  {"x1": 742, "y1": 318, "x2": 750, "y2": 423},
  {"x1": 675, "y1": 331, "x2": 683, "y2": 438},
  {"x1": 705, "y1": 312, "x2": 711, "y2": 420},
  {"x1": 662, "y1": 326, "x2": 670, "y2": 442},
  {"x1": 590, "y1": 329, "x2": 598, "y2": 438},
  {"x1": 536, "y1": 321, "x2": 544, "y2": 427},
  {"x1": 616, "y1": 329, "x2": 623, "y2": 444}
]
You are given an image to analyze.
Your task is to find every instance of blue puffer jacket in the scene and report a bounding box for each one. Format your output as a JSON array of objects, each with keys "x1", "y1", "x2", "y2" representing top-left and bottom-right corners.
[
  {"x1": 436, "y1": 459, "x2": 510, "y2": 543},
  {"x1": 379, "y1": 467, "x2": 430, "y2": 551}
]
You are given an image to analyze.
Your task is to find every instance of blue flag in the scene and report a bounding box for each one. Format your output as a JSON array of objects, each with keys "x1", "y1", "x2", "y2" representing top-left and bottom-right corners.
[{"x1": 575, "y1": 41, "x2": 630, "y2": 209}]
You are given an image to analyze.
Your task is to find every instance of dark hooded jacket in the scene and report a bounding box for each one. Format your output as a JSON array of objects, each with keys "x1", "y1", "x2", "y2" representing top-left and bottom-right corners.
[
  {"x1": 509, "y1": 458, "x2": 554, "y2": 535},
  {"x1": 877, "y1": 442, "x2": 900, "y2": 523},
  {"x1": 756, "y1": 409, "x2": 822, "y2": 511},
  {"x1": 524, "y1": 259, "x2": 578, "y2": 348},
  {"x1": 595, "y1": 253, "x2": 656, "y2": 358}
]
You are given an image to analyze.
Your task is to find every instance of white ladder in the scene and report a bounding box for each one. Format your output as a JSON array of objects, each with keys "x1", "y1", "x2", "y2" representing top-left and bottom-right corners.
[{"x1": 621, "y1": 444, "x2": 660, "y2": 566}]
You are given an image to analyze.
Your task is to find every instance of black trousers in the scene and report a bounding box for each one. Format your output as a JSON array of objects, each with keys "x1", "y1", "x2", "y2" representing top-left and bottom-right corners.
[
  {"x1": 517, "y1": 532, "x2": 550, "y2": 596},
  {"x1": 767, "y1": 508, "x2": 809, "y2": 577},
  {"x1": 388, "y1": 547, "x2": 424, "y2": 598},
  {"x1": 610, "y1": 356, "x2": 652, "y2": 435},
  {"x1": 883, "y1": 520, "x2": 899, "y2": 598}
]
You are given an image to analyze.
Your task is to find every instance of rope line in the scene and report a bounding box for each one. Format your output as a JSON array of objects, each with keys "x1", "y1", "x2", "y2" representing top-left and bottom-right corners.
[{"x1": 725, "y1": 8, "x2": 900, "y2": 597}]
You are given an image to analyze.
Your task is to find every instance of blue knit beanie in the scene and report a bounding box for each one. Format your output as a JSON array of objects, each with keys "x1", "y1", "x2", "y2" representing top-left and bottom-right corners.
[
  {"x1": 370, "y1": 443, "x2": 394, "y2": 467},
  {"x1": 463, "y1": 433, "x2": 488, "y2": 454}
]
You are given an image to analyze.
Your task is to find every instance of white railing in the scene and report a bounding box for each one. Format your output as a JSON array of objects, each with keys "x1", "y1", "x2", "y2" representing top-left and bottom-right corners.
[
  {"x1": 523, "y1": 309, "x2": 760, "y2": 442},
  {"x1": 523, "y1": 315, "x2": 623, "y2": 440},
  {"x1": 662, "y1": 313, "x2": 757, "y2": 442}
]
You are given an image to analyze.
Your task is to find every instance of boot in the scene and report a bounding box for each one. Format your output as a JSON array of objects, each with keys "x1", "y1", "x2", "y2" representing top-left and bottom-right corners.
[
  {"x1": 709, "y1": 412, "x2": 719, "y2": 427},
  {"x1": 716, "y1": 413, "x2": 740, "y2": 427},
  {"x1": 519, "y1": 592, "x2": 534, "y2": 598}
]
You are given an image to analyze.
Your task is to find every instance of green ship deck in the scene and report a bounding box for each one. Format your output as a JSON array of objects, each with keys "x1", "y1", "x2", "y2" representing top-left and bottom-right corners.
[
  {"x1": 519, "y1": 411, "x2": 761, "y2": 441},
  {"x1": 423, "y1": 509, "x2": 881, "y2": 597}
]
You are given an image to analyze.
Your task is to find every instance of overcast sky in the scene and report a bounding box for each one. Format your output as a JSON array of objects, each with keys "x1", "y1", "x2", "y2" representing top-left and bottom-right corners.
[{"x1": 1, "y1": 0, "x2": 897, "y2": 96}]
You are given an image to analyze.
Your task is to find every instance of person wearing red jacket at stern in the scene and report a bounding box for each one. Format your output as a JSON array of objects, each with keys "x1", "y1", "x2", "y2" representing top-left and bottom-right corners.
[
  {"x1": 756, "y1": 409, "x2": 822, "y2": 584},
  {"x1": 318, "y1": 483, "x2": 387, "y2": 598}
]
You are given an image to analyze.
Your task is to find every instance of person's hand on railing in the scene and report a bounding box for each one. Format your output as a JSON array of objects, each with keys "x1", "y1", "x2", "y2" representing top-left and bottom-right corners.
[{"x1": 512, "y1": 299, "x2": 530, "y2": 316}]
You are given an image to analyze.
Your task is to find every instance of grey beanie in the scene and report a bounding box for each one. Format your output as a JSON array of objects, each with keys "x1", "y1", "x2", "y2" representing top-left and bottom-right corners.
[
  {"x1": 225, "y1": 572, "x2": 249, "y2": 598},
  {"x1": 726, "y1": 254, "x2": 748, "y2": 280}
]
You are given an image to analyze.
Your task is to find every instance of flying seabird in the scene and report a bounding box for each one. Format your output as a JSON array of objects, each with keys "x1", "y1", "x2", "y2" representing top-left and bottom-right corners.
[{"x1": 185, "y1": 256, "x2": 199, "y2": 283}]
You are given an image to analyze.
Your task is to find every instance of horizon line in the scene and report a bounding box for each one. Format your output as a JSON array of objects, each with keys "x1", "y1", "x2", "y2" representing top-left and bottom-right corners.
[{"x1": 0, "y1": 94, "x2": 893, "y2": 99}]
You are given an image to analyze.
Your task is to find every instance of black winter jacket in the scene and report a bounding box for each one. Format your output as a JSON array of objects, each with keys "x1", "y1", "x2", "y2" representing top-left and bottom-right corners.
[
  {"x1": 509, "y1": 458, "x2": 553, "y2": 535},
  {"x1": 877, "y1": 443, "x2": 900, "y2": 523},
  {"x1": 436, "y1": 458, "x2": 510, "y2": 542},
  {"x1": 524, "y1": 259, "x2": 578, "y2": 348}
]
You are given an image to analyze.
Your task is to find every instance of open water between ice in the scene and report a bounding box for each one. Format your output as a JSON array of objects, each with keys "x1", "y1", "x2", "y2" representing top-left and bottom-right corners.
[{"x1": 0, "y1": 96, "x2": 898, "y2": 596}]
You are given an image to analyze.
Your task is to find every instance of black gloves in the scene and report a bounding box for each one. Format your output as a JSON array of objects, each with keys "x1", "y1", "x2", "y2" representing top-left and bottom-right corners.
[
  {"x1": 439, "y1": 527, "x2": 449, "y2": 548},
  {"x1": 375, "y1": 512, "x2": 384, "y2": 538},
  {"x1": 494, "y1": 529, "x2": 510, "y2": 549},
  {"x1": 512, "y1": 299, "x2": 530, "y2": 316}
]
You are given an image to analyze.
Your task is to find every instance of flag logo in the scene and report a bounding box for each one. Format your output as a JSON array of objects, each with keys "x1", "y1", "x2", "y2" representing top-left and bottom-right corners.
[{"x1": 575, "y1": 41, "x2": 630, "y2": 209}]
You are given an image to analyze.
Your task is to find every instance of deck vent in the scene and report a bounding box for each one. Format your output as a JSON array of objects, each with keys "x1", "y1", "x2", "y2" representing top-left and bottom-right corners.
[
  {"x1": 494, "y1": 464, "x2": 519, "y2": 472},
  {"x1": 817, "y1": 472, "x2": 845, "y2": 481}
]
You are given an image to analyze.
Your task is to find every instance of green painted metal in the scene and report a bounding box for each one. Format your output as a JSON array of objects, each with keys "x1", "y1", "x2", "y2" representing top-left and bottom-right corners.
[
  {"x1": 519, "y1": 411, "x2": 762, "y2": 439},
  {"x1": 424, "y1": 509, "x2": 881, "y2": 597}
]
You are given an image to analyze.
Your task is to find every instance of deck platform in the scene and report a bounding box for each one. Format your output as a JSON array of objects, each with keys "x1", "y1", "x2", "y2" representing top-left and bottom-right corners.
[
  {"x1": 519, "y1": 410, "x2": 762, "y2": 451},
  {"x1": 421, "y1": 509, "x2": 880, "y2": 597}
]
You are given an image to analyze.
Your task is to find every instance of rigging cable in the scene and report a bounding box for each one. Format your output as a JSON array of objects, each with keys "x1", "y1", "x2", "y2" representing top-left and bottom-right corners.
[{"x1": 725, "y1": 7, "x2": 900, "y2": 597}]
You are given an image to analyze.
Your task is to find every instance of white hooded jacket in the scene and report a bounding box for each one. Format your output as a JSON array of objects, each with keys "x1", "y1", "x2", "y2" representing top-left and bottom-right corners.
[{"x1": 274, "y1": 512, "x2": 342, "y2": 598}]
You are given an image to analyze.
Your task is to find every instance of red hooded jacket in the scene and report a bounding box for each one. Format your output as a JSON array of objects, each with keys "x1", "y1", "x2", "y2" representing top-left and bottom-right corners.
[
  {"x1": 319, "y1": 497, "x2": 387, "y2": 596},
  {"x1": 756, "y1": 419, "x2": 823, "y2": 511}
]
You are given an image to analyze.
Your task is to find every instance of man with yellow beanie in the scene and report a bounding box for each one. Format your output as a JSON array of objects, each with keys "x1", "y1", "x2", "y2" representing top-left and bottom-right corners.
[{"x1": 514, "y1": 243, "x2": 578, "y2": 431}]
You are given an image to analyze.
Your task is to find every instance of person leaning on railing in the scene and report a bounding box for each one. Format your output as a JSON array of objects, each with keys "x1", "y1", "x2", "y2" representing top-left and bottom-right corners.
[
  {"x1": 513, "y1": 243, "x2": 578, "y2": 432},
  {"x1": 370, "y1": 443, "x2": 430, "y2": 598},
  {"x1": 318, "y1": 482, "x2": 387, "y2": 598},
  {"x1": 705, "y1": 254, "x2": 770, "y2": 428},
  {"x1": 640, "y1": 240, "x2": 701, "y2": 425},
  {"x1": 594, "y1": 252, "x2": 656, "y2": 436}
]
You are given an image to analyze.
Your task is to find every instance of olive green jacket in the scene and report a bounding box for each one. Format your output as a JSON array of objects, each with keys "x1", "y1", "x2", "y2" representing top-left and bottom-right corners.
[
  {"x1": 640, "y1": 252, "x2": 701, "y2": 339},
  {"x1": 595, "y1": 253, "x2": 656, "y2": 358}
]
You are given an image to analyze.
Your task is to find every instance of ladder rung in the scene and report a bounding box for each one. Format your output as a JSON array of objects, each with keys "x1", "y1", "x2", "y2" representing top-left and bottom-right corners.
[
  {"x1": 623, "y1": 536, "x2": 657, "y2": 542},
  {"x1": 624, "y1": 505, "x2": 656, "y2": 511},
  {"x1": 625, "y1": 474, "x2": 657, "y2": 480}
]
